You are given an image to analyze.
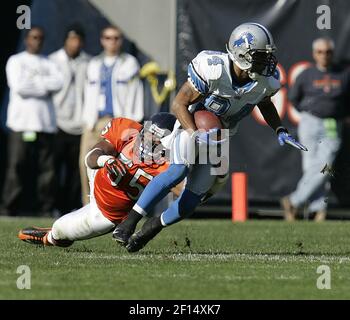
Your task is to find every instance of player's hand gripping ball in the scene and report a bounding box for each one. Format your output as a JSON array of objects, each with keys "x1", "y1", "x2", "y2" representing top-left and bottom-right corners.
[
  {"x1": 193, "y1": 111, "x2": 225, "y2": 145},
  {"x1": 194, "y1": 110, "x2": 223, "y2": 131}
]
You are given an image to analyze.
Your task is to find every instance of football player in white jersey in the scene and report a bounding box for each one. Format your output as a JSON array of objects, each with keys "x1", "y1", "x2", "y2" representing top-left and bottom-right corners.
[{"x1": 113, "y1": 22, "x2": 307, "y2": 252}]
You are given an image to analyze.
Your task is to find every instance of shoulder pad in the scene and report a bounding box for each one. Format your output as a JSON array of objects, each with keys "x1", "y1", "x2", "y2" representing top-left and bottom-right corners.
[
  {"x1": 188, "y1": 50, "x2": 227, "y2": 93},
  {"x1": 192, "y1": 50, "x2": 224, "y2": 80}
]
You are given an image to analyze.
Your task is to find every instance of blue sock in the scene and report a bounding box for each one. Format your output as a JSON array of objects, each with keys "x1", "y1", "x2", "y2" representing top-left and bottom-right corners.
[
  {"x1": 135, "y1": 164, "x2": 189, "y2": 215},
  {"x1": 161, "y1": 189, "x2": 202, "y2": 226}
]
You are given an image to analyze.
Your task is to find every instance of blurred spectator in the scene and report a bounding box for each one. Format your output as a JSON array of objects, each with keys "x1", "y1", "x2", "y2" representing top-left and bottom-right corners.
[
  {"x1": 49, "y1": 24, "x2": 90, "y2": 214},
  {"x1": 281, "y1": 38, "x2": 350, "y2": 221},
  {"x1": 80, "y1": 25, "x2": 143, "y2": 205},
  {"x1": 0, "y1": 26, "x2": 63, "y2": 216}
]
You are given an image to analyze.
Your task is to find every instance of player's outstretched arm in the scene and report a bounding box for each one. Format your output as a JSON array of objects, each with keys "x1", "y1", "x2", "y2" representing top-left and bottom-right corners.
[
  {"x1": 171, "y1": 81, "x2": 204, "y2": 132},
  {"x1": 257, "y1": 97, "x2": 282, "y2": 131},
  {"x1": 257, "y1": 98, "x2": 307, "y2": 151}
]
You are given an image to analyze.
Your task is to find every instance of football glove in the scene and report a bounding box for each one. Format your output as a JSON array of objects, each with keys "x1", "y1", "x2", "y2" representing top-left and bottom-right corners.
[
  {"x1": 278, "y1": 131, "x2": 308, "y2": 151},
  {"x1": 104, "y1": 157, "x2": 127, "y2": 177},
  {"x1": 194, "y1": 128, "x2": 227, "y2": 146}
]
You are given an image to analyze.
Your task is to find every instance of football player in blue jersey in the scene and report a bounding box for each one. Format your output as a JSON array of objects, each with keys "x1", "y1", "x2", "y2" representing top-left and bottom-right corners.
[{"x1": 113, "y1": 22, "x2": 307, "y2": 252}]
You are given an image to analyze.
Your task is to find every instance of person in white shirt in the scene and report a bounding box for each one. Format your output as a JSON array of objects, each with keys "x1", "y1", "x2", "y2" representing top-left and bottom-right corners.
[
  {"x1": 80, "y1": 25, "x2": 144, "y2": 205},
  {"x1": 1, "y1": 26, "x2": 63, "y2": 216},
  {"x1": 49, "y1": 24, "x2": 90, "y2": 215}
]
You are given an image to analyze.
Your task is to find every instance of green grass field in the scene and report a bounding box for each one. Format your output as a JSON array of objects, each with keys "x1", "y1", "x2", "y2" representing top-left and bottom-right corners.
[{"x1": 1, "y1": 216, "x2": 350, "y2": 300}]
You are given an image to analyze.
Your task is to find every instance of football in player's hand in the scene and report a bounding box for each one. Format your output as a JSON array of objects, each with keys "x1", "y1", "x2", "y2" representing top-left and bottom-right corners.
[{"x1": 194, "y1": 110, "x2": 223, "y2": 131}]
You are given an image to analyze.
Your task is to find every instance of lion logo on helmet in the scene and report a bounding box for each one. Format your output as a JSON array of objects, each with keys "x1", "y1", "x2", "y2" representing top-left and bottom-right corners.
[{"x1": 233, "y1": 32, "x2": 255, "y2": 48}]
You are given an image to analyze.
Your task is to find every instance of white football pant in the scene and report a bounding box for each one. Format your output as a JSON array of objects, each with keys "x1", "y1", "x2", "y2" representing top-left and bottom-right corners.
[
  {"x1": 50, "y1": 168, "x2": 115, "y2": 241},
  {"x1": 163, "y1": 121, "x2": 229, "y2": 197}
]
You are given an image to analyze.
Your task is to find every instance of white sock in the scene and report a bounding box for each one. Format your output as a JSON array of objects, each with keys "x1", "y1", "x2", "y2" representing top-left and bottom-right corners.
[
  {"x1": 133, "y1": 204, "x2": 148, "y2": 216},
  {"x1": 46, "y1": 231, "x2": 55, "y2": 245},
  {"x1": 160, "y1": 213, "x2": 168, "y2": 227}
]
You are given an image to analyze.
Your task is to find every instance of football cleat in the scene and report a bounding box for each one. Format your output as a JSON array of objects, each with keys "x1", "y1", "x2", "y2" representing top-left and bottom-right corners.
[
  {"x1": 18, "y1": 227, "x2": 52, "y2": 245},
  {"x1": 112, "y1": 224, "x2": 135, "y2": 246},
  {"x1": 112, "y1": 210, "x2": 144, "y2": 246},
  {"x1": 126, "y1": 216, "x2": 163, "y2": 253}
]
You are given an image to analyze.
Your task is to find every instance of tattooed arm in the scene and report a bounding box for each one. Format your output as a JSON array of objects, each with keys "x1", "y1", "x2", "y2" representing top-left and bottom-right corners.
[{"x1": 171, "y1": 81, "x2": 204, "y2": 132}]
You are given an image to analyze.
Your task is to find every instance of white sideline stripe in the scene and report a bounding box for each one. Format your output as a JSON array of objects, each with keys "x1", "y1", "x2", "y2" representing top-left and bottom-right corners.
[{"x1": 70, "y1": 252, "x2": 350, "y2": 263}]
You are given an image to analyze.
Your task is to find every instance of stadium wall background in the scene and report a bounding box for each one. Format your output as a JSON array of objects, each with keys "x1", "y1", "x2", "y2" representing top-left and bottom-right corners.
[{"x1": 1, "y1": 0, "x2": 350, "y2": 212}]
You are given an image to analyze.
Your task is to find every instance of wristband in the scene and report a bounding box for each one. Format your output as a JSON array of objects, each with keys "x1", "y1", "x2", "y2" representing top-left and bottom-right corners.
[{"x1": 97, "y1": 155, "x2": 114, "y2": 168}]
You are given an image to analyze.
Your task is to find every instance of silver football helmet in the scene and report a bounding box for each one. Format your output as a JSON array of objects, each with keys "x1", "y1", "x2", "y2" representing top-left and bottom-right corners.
[{"x1": 226, "y1": 22, "x2": 277, "y2": 77}]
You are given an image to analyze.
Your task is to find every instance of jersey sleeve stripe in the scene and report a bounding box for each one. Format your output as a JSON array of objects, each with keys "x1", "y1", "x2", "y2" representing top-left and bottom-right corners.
[{"x1": 187, "y1": 62, "x2": 209, "y2": 94}]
